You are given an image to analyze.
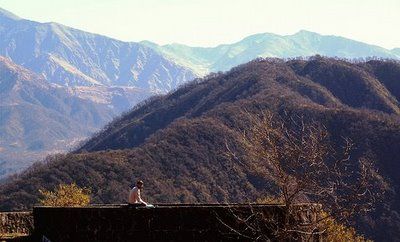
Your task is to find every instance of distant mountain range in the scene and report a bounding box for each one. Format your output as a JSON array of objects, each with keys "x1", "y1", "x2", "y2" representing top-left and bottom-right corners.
[
  {"x1": 0, "y1": 56, "x2": 153, "y2": 178},
  {"x1": 0, "y1": 7, "x2": 195, "y2": 178},
  {"x1": 1, "y1": 7, "x2": 399, "y2": 82},
  {"x1": 142, "y1": 30, "x2": 400, "y2": 75},
  {"x1": 0, "y1": 7, "x2": 399, "y2": 178},
  {"x1": 0, "y1": 8, "x2": 195, "y2": 92}
]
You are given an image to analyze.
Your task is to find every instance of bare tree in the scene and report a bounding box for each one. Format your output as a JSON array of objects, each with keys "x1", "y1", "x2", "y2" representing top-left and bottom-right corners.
[{"x1": 224, "y1": 110, "x2": 385, "y2": 241}]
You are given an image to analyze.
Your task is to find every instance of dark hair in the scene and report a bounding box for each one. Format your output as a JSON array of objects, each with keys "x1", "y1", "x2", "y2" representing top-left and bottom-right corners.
[{"x1": 136, "y1": 180, "x2": 144, "y2": 185}]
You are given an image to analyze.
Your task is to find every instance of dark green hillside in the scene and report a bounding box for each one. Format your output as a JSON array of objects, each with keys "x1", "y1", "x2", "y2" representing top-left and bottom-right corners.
[
  {"x1": 361, "y1": 60, "x2": 400, "y2": 100},
  {"x1": 1, "y1": 57, "x2": 400, "y2": 240},
  {"x1": 77, "y1": 57, "x2": 400, "y2": 154},
  {"x1": 289, "y1": 57, "x2": 400, "y2": 113}
]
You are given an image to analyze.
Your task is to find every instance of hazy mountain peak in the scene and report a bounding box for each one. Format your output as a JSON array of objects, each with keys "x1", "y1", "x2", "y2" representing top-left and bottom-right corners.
[
  {"x1": 239, "y1": 32, "x2": 280, "y2": 42},
  {"x1": 292, "y1": 29, "x2": 319, "y2": 36},
  {"x1": 0, "y1": 8, "x2": 197, "y2": 91},
  {"x1": 139, "y1": 40, "x2": 158, "y2": 48},
  {"x1": 0, "y1": 7, "x2": 21, "y2": 21},
  {"x1": 145, "y1": 29, "x2": 399, "y2": 75}
]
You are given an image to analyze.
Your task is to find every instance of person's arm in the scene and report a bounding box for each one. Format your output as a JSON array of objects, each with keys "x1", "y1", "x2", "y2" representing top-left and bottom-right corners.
[{"x1": 137, "y1": 189, "x2": 148, "y2": 205}]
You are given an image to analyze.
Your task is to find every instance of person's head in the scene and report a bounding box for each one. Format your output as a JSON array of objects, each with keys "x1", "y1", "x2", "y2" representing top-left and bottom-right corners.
[{"x1": 136, "y1": 180, "x2": 144, "y2": 189}]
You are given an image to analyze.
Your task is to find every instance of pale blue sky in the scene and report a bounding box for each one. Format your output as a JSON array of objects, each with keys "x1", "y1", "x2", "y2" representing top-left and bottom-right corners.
[{"x1": 0, "y1": 0, "x2": 399, "y2": 49}]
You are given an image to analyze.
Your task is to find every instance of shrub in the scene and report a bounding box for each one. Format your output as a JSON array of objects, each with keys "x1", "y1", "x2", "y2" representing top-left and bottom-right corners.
[
  {"x1": 38, "y1": 183, "x2": 91, "y2": 207},
  {"x1": 321, "y1": 212, "x2": 371, "y2": 242}
]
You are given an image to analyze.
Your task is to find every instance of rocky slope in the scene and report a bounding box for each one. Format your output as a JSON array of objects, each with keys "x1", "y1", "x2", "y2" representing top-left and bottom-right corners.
[
  {"x1": 0, "y1": 56, "x2": 153, "y2": 178},
  {"x1": 0, "y1": 8, "x2": 196, "y2": 93}
]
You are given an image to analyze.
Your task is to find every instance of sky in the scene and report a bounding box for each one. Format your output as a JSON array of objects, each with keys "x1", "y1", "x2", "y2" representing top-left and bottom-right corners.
[{"x1": 0, "y1": 0, "x2": 399, "y2": 49}]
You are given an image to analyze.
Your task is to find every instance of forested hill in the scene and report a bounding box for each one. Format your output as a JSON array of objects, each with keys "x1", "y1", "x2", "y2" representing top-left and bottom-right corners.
[
  {"x1": 77, "y1": 56, "x2": 400, "y2": 152},
  {"x1": 1, "y1": 57, "x2": 400, "y2": 240}
]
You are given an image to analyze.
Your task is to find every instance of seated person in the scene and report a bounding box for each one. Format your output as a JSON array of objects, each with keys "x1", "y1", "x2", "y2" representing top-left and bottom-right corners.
[{"x1": 128, "y1": 180, "x2": 148, "y2": 207}]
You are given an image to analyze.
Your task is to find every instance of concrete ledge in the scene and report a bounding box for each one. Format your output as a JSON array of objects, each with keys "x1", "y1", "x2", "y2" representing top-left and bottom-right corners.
[{"x1": 32, "y1": 204, "x2": 321, "y2": 242}]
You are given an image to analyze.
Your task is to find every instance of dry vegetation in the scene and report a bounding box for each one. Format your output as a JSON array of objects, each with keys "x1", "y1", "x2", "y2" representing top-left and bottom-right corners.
[
  {"x1": 38, "y1": 183, "x2": 91, "y2": 207},
  {"x1": 226, "y1": 111, "x2": 381, "y2": 241}
]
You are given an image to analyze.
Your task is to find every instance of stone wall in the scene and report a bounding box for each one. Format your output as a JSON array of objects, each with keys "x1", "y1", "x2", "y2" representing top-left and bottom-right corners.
[
  {"x1": 32, "y1": 204, "x2": 321, "y2": 242},
  {"x1": 0, "y1": 204, "x2": 322, "y2": 241},
  {"x1": 0, "y1": 212, "x2": 33, "y2": 241}
]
